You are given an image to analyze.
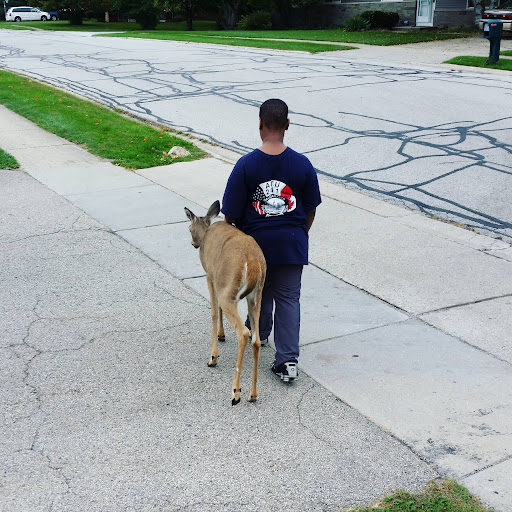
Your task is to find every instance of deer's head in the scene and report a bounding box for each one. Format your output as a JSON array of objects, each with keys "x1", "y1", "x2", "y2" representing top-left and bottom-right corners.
[{"x1": 184, "y1": 200, "x2": 221, "y2": 249}]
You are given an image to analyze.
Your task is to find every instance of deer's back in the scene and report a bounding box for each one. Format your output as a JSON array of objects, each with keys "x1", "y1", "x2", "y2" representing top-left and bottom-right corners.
[{"x1": 200, "y1": 222, "x2": 265, "y2": 283}]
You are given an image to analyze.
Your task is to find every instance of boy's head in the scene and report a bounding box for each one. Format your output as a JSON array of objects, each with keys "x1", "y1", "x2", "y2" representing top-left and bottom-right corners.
[{"x1": 259, "y1": 99, "x2": 289, "y2": 132}]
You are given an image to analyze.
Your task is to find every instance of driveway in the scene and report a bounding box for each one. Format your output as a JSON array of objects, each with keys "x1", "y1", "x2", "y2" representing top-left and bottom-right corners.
[{"x1": 0, "y1": 30, "x2": 511, "y2": 242}]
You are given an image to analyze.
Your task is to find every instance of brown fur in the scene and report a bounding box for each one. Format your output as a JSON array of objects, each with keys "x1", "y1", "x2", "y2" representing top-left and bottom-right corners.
[{"x1": 185, "y1": 201, "x2": 266, "y2": 405}]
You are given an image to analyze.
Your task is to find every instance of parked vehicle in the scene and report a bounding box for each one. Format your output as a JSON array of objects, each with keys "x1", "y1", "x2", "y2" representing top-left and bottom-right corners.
[
  {"x1": 5, "y1": 6, "x2": 51, "y2": 22},
  {"x1": 48, "y1": 10, "x2": 59, "y2": 21},
  {"x1": 479, "y1": 1, "x2": 512, "y2": 33}
]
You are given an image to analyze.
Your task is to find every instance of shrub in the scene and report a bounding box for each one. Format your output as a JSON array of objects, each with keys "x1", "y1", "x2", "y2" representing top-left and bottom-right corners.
[
  {"x1": 360, "y1": 10, "x2": 400, "y2": 29},
  {"x1": 135, "y1": 8, "x2": 160, "y2": 30},
  {"x1": 69, "y1": 10, "x2": 84, "y2": 25},
  {"x1": 343, "y1": 16, "x2": 369, "y2": 32},
  {"x1": 236, "y1": 10, "x2": 272, "y2": 30}
]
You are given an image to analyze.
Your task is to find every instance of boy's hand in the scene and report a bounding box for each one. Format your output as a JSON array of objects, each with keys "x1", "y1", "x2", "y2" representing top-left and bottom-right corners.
[{"x1": 306, "y1": 210, "x2": 316, "y2": 232}]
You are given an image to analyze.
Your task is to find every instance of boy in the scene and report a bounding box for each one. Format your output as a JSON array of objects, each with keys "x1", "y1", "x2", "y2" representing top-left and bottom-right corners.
[{"x1": 222, "y1": 99, "x2": 321, "y2": 382}]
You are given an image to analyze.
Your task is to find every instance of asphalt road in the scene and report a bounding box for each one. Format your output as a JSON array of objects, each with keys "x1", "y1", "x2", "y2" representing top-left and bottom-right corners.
[
  {"x1": 1, "y1": 166, "x2": 439, "y2": 511},
  {"x1": 1, "y1": 30, "x2": 511, "y2": 240}
]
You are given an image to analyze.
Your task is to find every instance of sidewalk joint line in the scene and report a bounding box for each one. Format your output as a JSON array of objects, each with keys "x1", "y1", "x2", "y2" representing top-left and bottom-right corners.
[
  {"x1": 300, "y1": 319, "x2": 410, "y2": 348},
  {"x1": 299, "y1": 365, "x2": 442, "y2": 477},
  {"x1": 308, "y1": 262, "x2": 412, "y2": 315},
  {"x1": 460, "y1": 453, "x2": 512, "y2": 480},
  {"x1": 420, "y1": 315, "x2": 512, "y2": 366},
  {"x1": 116, "y1": 220, "x2": 188, "y2": 233},
  {"x1": 419, "y1": 293, "x2": 512, "y2": 315}
]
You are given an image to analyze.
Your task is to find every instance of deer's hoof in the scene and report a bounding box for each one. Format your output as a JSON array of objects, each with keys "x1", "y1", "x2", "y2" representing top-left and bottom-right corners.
[
  {"x1": 248, "y1": 395, "x2": 258, "y2": 402},
  {"x1": 207, "y1": 355, "x2": 218, "y2": 367},
  {"x1": 218, "y1": 335, "x2": 225, "y2": 342},
  {"x1": 232, "y1": 387, "x2": 241, "y2": 405}
]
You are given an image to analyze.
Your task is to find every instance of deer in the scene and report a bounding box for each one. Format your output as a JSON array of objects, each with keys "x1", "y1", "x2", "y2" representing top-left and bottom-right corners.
[{"x1": 184, "y1": 200, "x2": 266, "y2": 406}]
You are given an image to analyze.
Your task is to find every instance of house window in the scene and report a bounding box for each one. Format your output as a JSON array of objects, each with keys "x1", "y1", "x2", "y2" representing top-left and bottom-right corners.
[{"x1": 467, "y1": 0, "x2": 475, "y2": 8}]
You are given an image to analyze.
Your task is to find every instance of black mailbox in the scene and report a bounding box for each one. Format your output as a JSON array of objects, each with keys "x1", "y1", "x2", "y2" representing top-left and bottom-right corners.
[
  {"x1": 482, "y1": 20, "x2": 504, "y2": 64},
  {"x1": 483, "y1": 21, "x2": 504, "y2": 39}
]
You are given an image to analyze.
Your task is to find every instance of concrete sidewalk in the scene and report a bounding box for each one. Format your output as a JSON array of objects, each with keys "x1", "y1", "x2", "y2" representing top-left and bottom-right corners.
[
  {"x1": 253, "y1": 34, "x2": 512, "y2": 71},
  {"x1": 336, "y1": 35, "x2": 512, "y2": 70},
  {"x1": 1, "y1": 104, "x2": 511, "y2": 511}
]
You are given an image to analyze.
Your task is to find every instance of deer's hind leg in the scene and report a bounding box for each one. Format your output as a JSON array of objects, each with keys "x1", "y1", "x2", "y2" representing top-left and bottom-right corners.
[
  {"x1": 246, "y1": 288, "x2": 262, "y2": 402},
  {"x1": 217, "y1": 307, "x2": 225, "y2": 342},
  {"x1": 206, "y1": 277, "x2": 219, "y2": 368},
  {"x1": 220, "y1": 300, "x2": 250, "y2": 406}
]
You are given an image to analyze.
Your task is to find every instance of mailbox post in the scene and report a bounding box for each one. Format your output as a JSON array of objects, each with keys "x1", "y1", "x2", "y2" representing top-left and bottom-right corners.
[{"x1": 483, "y1": 20, "x2": 504, "y2": 64}]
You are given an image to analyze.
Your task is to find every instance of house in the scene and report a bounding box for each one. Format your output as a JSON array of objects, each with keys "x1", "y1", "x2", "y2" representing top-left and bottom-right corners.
[{"x1": 292, "y1": 0, "x2": 476, "y2": 28}]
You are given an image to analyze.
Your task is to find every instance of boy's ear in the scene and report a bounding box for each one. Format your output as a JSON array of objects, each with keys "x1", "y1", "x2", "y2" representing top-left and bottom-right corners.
[{"x1": 285, "y1": 119, "x2": 290, "y2": 131}]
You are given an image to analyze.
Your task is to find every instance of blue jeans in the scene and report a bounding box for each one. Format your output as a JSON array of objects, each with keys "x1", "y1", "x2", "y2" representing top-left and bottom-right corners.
[{"x1": 260, "y1": 264, "x2": 303, "y2": 366}]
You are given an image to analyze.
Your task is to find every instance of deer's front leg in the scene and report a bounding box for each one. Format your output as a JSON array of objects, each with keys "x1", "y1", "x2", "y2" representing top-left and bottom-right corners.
[{"x1": 207, "y1": 278, "x2": 219, "y2": 367}]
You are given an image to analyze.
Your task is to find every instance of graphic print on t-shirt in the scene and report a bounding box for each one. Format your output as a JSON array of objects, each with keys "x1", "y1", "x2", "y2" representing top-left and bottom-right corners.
[{"x1": 252, "y1": 180, "x2": 296, "y2": 217}]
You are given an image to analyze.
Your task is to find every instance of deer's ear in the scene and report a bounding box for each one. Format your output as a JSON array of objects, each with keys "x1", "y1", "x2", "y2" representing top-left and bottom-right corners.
[
  {"x1": 184, "y1": 207, "x2": 196, "y2": 222},
  {"x1": 206, "y1": 200, "x2": 221, "y2": 219}
]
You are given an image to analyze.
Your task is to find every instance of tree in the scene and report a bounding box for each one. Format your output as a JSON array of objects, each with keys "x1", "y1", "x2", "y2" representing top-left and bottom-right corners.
[
  {"x1": 121, "y1": 0, "x2": 160, "y2": 29},
  {"x1": 40, "y1": 0, "x2": 105, "y2": 24},
  {"x1": 154, "y1": 0, "x2": 181, "y2": 19},
  {"x1": 217, "y1": 0, "x2": 244, "y2": 29},
  {"x1": 169, "y1": 0, "x2": 206, "y2": 30},
  {"x1": 291, "y1": 0, "x2": 322, "y2": 27}
]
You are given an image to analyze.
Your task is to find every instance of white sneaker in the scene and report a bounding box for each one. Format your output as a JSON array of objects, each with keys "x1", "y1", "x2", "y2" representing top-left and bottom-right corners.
[{"x1": 271, "y1": 361, "x2": 298, "y2": 383}]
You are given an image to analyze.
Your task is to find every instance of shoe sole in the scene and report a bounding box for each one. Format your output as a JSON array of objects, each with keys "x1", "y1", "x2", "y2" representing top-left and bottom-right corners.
[{"x1": 272, "y1": 370, "x2": 298, "y2": 383}]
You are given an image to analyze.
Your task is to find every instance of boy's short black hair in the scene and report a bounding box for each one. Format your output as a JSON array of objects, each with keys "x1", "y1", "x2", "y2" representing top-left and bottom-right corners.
[{"x1": 259, "y1": 99, "x2": 288, "y2": 130}]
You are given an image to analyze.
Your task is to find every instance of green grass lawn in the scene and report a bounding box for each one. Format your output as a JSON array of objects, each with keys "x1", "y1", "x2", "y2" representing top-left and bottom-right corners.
[
  {"x1": 444, "y1": 55, "x2": 512, "y2": 71},
  {"x1": 100, "y1": 27, "x2": 473, "y2": 47},
  {"x1": 185, "y1": 28, "x2": 473, "y2": 45},
  {"x1": 101, "y1": 32, "x2": 354, "y2": 52},
  {"x1": 0, "y1": 148, "x2": 20, "y2": 169},
  {"x1": 343, "y1": 479, "x2": 496, "y2": 512},
  {"x1": 0, "y1": 70, "x2": 204, "y2": 169},
  {"x1": 0, "y1": 22, "x2": 33, "y2": 30},
  {"x1": 501, "y1": 50, "x2": 512, "y2": 56},
  {"x1": 0, "y1": 19, "x2": 217, "y2": 31},
  {"x1": 0, "y1": 19, "x2": 472, "y2": 46}
]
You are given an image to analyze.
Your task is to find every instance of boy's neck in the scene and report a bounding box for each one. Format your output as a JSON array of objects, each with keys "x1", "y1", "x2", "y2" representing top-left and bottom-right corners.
[
  {"x1": 259, "y1": 130, "x2": 287, "y2": 155},
  {"x1": 259, "y1": 141, "x2": 287, "y2": 156}
]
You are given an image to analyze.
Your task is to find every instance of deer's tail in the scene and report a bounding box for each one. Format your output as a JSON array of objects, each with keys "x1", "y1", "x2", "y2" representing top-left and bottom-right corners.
[{"x1": 237, "y1": 257, "x2": 265, "y2": 301}]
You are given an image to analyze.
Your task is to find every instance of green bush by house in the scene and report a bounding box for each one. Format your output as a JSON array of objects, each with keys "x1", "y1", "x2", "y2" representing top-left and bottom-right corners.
[
  {"x1": 237, "y1": 10, "x2": 272, "y2": 30},
  {"x1": 344, "y1": 16, "x2": 370, "y2": 32},
  {"x1": 360, "y1": 10, "x2": 400, "y2": 29}
]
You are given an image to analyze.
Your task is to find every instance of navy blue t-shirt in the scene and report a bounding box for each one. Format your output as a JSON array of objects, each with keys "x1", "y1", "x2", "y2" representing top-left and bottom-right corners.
[{"x1": 221, "y1": 147, "x2": 322, "y2": 268}]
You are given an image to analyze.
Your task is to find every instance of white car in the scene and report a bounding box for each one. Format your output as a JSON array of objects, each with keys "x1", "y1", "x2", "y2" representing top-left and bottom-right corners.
[
  {"x1": 479, "y1": 1, "x2": 512, "y2": 33},
  {"x1": 5, "y1": 6, "x2": 51, "y2": 22}
]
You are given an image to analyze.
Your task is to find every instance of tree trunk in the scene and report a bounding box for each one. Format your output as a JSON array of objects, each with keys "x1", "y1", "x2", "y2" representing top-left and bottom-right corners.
[
  {"x1": 474, "y1": 0, "x2": 484, "y2": 26},
  {"x1": 219, "y1": 0, "x2": 241, "y2": 30},
  {"x1": 274, "y1": 0, "x2": 292, "y2": 28}
]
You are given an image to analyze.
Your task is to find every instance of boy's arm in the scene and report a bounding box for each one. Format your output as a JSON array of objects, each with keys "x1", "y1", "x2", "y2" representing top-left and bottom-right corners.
[
  {"x1": 303, "y1": 161, "x2": 321, "y2": 232},
  {"x1": 221, "y1": 160, "x2": 246, "y2": 224},
  {"x1": 306, "y1": 209, "x2": 316, "y2": 232}
]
